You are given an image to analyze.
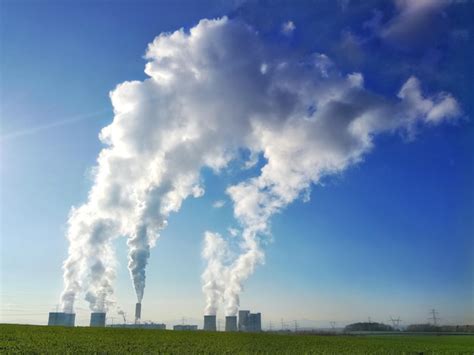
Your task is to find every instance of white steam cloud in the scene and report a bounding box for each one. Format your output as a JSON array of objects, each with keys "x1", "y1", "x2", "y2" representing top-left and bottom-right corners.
[
  {"x1": 202, "y1": 232, "x2": 228, "y2": 315},
  {"x1": 59, "y1": 17, "x2": 459, "y2": 315}
]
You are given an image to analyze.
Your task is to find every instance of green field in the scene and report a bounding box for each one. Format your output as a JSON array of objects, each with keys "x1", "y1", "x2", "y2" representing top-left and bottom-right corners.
[{"x1": 1, "y1": 324, "x2": 473, "y2": 354}]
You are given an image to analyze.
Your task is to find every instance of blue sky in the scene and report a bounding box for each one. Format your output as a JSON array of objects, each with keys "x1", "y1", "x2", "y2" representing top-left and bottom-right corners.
[{"x1": 1, "y1": 0, "x2": 473, "y2": 328}]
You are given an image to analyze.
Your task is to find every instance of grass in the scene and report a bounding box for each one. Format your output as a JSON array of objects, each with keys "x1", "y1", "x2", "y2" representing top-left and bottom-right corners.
[{"x1": 1, "y1": 324, "x2": 473, "y2": 354}]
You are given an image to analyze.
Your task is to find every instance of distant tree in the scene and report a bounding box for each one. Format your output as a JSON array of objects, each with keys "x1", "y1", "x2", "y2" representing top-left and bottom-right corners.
[{"x1": 344, "y1": 322, "x2": 393, "y2": 332}]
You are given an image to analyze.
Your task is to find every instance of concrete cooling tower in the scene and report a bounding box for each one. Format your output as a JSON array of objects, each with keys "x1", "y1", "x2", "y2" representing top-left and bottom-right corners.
[
  {"x1": 225, "y1": 316, "x2": 237, "y2": 331},
  {"x1": 203, "y1": 315, "x2": 216, "y2": 331},
  {"x1": 90, "y1": 312, "x2": 106, "y2": 327},
  {"x1": 48, "y1": 312, "x2": 75, "y2": 327}
]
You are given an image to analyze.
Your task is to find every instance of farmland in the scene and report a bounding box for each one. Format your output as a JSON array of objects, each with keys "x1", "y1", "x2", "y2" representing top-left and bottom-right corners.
[{"x1": 1, "y1": 324, "x2": 473, "y2": 354}]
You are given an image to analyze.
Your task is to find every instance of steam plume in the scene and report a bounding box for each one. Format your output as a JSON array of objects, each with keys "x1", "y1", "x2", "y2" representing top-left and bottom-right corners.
[
  {"x1": 202, "y1": 232, "x2": 228, "y2": 315},
  {"x1": 58, "y1": 17, "x2": 459, "y2": 314}
]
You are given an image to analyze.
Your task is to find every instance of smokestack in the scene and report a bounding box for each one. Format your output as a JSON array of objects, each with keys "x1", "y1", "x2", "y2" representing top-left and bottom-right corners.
[
  {"x1": 203, "y1": 315, "x2": 216, "y2": 331},
  {"x1": 135, "y1": 302, "x2": 142, "y2": 323},
  {"x1": 90, "y1": 312, "x2": 106, "y2": 327},
  {"x1": 225, "y1": 316, "x2": 237, "y2": 332}
]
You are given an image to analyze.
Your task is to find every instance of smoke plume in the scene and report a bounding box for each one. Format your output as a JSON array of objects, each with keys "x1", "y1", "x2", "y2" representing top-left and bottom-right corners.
[
  {"x1": 202, "y1": 232, "x2": 227, "y2": 315},
  {"x1": 59, "y1": 17, "x2": 459, "y2": 314}
]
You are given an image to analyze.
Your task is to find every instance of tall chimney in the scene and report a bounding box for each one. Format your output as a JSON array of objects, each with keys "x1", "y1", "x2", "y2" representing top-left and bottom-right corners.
[
  {"x1": 135, "y1": 302, "x2": 142, "y2": 323},
  {"x1": 203, "y1": 315, "x2": 216, "y2": 331}
]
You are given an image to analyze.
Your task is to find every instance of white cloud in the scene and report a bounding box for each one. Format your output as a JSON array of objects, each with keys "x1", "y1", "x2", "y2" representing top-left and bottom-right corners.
[
  {"x1": 380, "y1": 0, "x2": 450, "y2": 46},
  {"x1": 212, "y1": 200, "x2": 226, "y2": 208},
  {"x1": 281, "y1": 20, "x2": 295, "y2": 35},
  {"x1": 59, "y1": 16, "x2": 460, "y2": 316},
  {"x1": 398, "y1": 76, "x2": 460, "y2": 124},
  {"x1": 228, "y1": 227, "x2": 239, "y2": 237}
]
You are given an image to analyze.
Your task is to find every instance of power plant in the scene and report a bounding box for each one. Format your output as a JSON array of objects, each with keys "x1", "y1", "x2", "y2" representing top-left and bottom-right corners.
[
  {"x1": 46, "y1": 304, "x2": 261, "y2": 332},
  {"x1": 90, "y1": 312, "x2": 106, "y2": 327},
  {"x1": 46, "y1": 300, "x2": 154, "y2": 328},
  {"x1": 48, "y1": 312, "x2": 75, "y2": 327},
  {"x1": 203, "y1": 310, "x2": 261, "y2": 332},
  {"x1": 225, "y1": 316, "x2": 237, "y2": 331},
  {"x1": 203, "y1": 315, "x2": 217, "y2": 331}
]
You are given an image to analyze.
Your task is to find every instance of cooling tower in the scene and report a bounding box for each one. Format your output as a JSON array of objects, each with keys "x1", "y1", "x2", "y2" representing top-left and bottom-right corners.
[
  {"x1": 203, "y1": 315, "x2": 216, "y2": 331},
  {"x1": 238, "y1": 310, "x2": 250, "y2": 331},
  {"x1": 48, "y1": 312, "x2": 75, "y2": 327},
  {"x1": 64, "y1": 313, "x2": 76, "y2": 327},
  {"x1": 135, "y1": 302, "x2": 141, "y2": 323},
  {"x1": 90, "y1": 312, "x2": 106, "y2": 327},
  {"x1": 248, "y1": 312, "x2": 262, "y2": 332},
  {"x1": 225, "y1": 316, "x2": 237, "y2": 332}
]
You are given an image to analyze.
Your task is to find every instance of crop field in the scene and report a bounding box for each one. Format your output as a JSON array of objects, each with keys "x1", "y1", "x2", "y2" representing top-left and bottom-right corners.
[{"x1": 1, "y1": 324, "x2": 473, "y2": 354}]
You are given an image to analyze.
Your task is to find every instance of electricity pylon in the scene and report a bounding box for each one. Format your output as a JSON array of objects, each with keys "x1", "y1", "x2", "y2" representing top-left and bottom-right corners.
[
  {"x1": 428, "y1": 309, "x2": 440, "y2": 325},
  {"x1": 389, "y1": 316, "x2": 401, "y2": 330}
]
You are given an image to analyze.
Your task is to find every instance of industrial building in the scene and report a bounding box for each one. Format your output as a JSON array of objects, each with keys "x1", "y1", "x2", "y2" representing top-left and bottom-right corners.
[
  {"x1": 109, "y1": 323, "x2": 166, "y2": 329},
  {"x1": 139, "y1": 323, "x2": 166, "y2": 330},
  {"x1": 203, "y1": 315, "x2": 217, "y2": 331},
  {"x1": 173, "y1": 324, "x2": 198, "y2": 331},
  {"x1": 225, "y1": 316, "x2": 237, "y2": 331},
  {"x1": 90, "y1": 312, "x2": 106, "y2": 327},
  {"x1": 238, "y1": 310, "x2": 261, "y2": 332},
  {"x1": 48, "y1": 312, "x2": 75, "y2": 327}
]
